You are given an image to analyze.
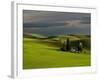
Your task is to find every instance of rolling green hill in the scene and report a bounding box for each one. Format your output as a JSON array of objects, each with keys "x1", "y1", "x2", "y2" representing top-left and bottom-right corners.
[{"x1": 23, "y1": 34, "x2": 91, "y2": 69}]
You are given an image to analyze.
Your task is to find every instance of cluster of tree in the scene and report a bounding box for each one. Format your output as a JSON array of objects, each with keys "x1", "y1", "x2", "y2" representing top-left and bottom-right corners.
[
  {"x1": 60, "y1": 38, "x2": 83, "y2": 53},
  {"x1": 81, "y1": 38, "x2": 90, "y2": 49},
  {"x1": 60, "y1": 38, "x2": 70, "y2": 51}
]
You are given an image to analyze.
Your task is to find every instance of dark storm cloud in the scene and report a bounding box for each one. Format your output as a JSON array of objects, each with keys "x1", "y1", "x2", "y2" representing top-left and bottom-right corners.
[
  {"x1": 23, "y1": 10, "x2": 90, "y2": 24},
  {"x1": 23, "y1": 22, "x2": 68, "y2": 28},
  {"x1": 23, "y1": 10, "x2": 91, "y2": 36},
  {"x1": 80, "y1": 16, "x2": 91, "y2": 24}
]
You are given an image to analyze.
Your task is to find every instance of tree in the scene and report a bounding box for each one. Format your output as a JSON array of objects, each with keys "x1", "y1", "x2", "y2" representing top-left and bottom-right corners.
[
  {"x1": 60, "y1": 38, "x2": 70, "y2": 52},
  {"x1": 77, "y1": 41, "x2": 83, "y2": 52},
  {"x1": 66, "y1": 38, "x2": 70, "y2": 51}
]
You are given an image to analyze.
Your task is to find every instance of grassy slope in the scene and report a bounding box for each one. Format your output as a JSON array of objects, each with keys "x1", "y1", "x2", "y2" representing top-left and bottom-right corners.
[{"x1": 23, "y1": 38, "x2": 90, "y2": 69}]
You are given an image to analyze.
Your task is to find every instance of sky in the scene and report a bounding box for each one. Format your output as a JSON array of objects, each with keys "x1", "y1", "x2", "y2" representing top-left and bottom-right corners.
[{"x1": 23, "y1": 10, "x2": 91, "y2": 36}]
